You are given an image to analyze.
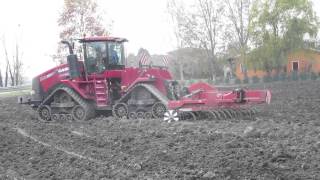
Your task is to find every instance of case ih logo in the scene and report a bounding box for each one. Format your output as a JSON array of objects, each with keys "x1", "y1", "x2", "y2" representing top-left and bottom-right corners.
[
  {"x1": 57, "y1": 67, "x2": 69, "y2": 73},
  {"x1": 40, "y1": 67, "x2": 69, "y2": 81}
]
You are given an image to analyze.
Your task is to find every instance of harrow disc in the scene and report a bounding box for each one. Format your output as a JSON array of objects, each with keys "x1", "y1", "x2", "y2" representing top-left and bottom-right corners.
[
  {"x1": 217, "y1": 110, "x2": 227, "y2": 119},
  {"x1": 205, "y1": 111, "x2": 218, "y2": 120},
  {"x1": 222, "y1": 109, "x2": 233, "y2": 119},
  {"x1": 179, "y1": 112, "x2": 196, "y2": 121},
  {"x1": 211, "y1": 110, "x2": 221, "y2": 120},
  {"x1": 228, "y1": 109, "x2": 237, "y2": 118},
  {"x1": 194, "y1": 111, "x2": 207, "y2": 120},
  {"x1": 240, "y1": 108, "x2": 249, "y2": 117}
]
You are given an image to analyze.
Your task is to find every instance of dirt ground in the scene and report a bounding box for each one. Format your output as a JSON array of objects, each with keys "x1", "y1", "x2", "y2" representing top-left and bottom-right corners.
[{"x1": 1, "y1": 81, "x2": 320, "y2": 180}]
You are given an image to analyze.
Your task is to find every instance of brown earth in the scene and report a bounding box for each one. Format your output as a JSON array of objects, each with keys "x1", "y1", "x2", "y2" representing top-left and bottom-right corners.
[{"x1": 0, "y1": 81, "x2": 320, "y2": 180}]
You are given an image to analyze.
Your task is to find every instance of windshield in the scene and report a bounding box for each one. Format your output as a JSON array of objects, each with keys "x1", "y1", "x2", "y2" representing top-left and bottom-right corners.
[{"x1": 84, "y1": 42, "x2": 107, "y2": 73}]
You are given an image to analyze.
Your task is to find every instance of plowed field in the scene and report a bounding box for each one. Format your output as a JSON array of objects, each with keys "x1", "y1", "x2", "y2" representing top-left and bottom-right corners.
[{"x1": 1, "y1": 81, "x2": 320, "y2": 180}]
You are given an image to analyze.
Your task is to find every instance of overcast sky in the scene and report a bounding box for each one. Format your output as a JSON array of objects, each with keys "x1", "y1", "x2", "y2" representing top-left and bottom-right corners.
[
  {"x1": 0, "y1": 0, "x2": 319, "y2": 80},
  {"x1": 0, "y1": 0, "x2": 175, "y2": 79}
]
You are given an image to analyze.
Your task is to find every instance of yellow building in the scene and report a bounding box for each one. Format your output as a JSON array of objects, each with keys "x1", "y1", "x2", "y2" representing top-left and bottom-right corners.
[{"x1": 235, "y1": 49, "x2": 320, "y2": 80}]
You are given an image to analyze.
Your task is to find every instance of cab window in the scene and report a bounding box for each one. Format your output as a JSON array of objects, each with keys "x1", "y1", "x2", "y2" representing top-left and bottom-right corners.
[
  {"x1": 108, "y1": 43, "x2": 124, "y2": 65},
  {"x1": 85, "y1": 42, "x2": 107, "y2": 73}
]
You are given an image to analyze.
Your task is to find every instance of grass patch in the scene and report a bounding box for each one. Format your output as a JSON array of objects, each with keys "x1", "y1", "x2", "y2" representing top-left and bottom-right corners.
[{"x1": 0, "y1": 89, "x2": 30, "y2": 98}]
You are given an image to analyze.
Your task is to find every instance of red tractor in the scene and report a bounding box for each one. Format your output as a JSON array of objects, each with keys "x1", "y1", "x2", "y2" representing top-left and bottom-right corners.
[{"x1": 23, "y1": 36, "x2": 271, "y2": 122}]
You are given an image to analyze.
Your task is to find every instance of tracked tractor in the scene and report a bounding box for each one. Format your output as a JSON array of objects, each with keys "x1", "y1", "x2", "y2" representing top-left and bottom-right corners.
[{"x1": 22, "y1": 36, "x2": 271, "y2": 122}]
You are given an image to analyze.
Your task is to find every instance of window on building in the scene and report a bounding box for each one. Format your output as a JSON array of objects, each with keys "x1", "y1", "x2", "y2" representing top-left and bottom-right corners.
[{"x1": 292, "y1": 61, "x2": 299, "y2": 71}]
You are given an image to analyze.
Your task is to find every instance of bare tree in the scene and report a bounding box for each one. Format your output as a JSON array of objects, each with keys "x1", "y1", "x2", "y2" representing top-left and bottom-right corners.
[
  {"x1": 57, "y1": 0, "x2": 110, "y2": 63},
  {"x1": 167, "y1": 0, "x2": 187, "y2": 80},
  {"x1": 225, "y1": 0, "x2": 253, "y2": 53},
  {"x1": 2, "y1": 38, "x2": 14, "y2": 86},
  {"x1": 197, "y1": 0, "x2": 225, "y2": 79},
  {"x1": 225, "y1": 0, "x2": 254, "y2": 78},
  {"x1": 167, "y1": 0, "x2": 226, "y2": 80},
  {"x1": 2, "y1": 36, "x2": 24, "y2": 87},
  {"x1": 13, "y1": 41, "x2": 23, "y2": 85}
]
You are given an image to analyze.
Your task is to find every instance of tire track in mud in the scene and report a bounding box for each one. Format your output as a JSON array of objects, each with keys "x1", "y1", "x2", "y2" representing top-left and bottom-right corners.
[
  {"x1": 14, "y1": 127, "x2": 106, "y2": 165},
  {"x1": 0, "y1": 122, "x2": 107, "y2": 165}
]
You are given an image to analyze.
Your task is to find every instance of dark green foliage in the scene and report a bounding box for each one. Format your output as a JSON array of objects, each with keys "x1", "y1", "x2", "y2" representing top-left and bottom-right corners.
[
  {"x1": 243, "y1": 77, "x2": 249, "y2": 84},
  {"x1": 235, "y1": 78, "x2": 241, "y2": 84},
  {"x1": 263, "y1": 75, "x2": 272, "y2": 83},
  {"x1": 224, "y1": 78, "x2": 230, "y2": 84},
  {"x1": 290, "y1": 71, "x2": 299, "y2": 81},
  {"x1": 272, "y1": 74, "x2": 280, "y2": 81},
  {"x1": 248, "y1": 0, "x2": 318, "y2": 73},
  {"x1": 299, "y1": 72, "x2": 308, "y2": 80},
  {"x1": 252, "y1": 76, "x2": 260, "y2": 83},
  {"x1": 310, "y1": 72, "x2": 317, "y2": 80},
  {"x1": 279, "y1": 73, "x2": 287, "y2": 81}
]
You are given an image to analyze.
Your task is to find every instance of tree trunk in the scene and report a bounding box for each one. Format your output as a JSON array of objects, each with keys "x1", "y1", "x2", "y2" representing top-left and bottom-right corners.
[
  {"x1": 5, "y1": 63, "x2": 8, "y2": 87},
  {"x1": 15, "y1": 43, "x2": 19, "y2": 86},
  {"x1": 179, "y1": 61, "x2": 184, "y2": 80},
  {"x1": 9, "y1": 62, "x2": 14, "y2": 87},
  {"x1": 0, "y1": 69, "x2": 3, "y2": 87}
]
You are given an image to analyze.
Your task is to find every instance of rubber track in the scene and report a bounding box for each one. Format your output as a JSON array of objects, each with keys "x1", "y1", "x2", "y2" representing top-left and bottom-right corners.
[
  {"x1": 41, "y1": 87, "x2": 95, "y2": 120},
  {"x1": 118, "y1": 83, "x2": 169, "y2": 105}
]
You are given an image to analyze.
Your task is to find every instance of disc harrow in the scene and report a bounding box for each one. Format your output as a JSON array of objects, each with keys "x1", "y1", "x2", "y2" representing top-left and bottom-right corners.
[
  {"x1": 163, "y1": 108, "x2": 257, "y2": 123},
  {"x1": 162, "y1": 82, "x2": 270, "y2": 123}
]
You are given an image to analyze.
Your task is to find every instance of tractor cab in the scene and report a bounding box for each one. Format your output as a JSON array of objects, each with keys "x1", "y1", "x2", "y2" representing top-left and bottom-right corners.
[{"x1": 80, "y1": 37, "x2": 127, "y2": 74}]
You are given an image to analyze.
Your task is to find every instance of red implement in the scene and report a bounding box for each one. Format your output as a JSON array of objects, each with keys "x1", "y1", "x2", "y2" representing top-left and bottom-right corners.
[{"x1": 164, "y1": 82, "x2": 271, "y2": 122}]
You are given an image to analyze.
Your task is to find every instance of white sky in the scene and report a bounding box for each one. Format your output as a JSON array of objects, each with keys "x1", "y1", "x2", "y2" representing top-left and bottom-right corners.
[
  {"x1": 0, "y1": 0, "x2": 319, "y2": 80},
  {"x1": 0, "y1": 0, "x2": 175, "y2": 80}
]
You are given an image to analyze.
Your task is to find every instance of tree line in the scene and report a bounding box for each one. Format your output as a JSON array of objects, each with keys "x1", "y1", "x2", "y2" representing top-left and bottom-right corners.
[
  {"x1": 0, "y1": 34, "x2": 23, "y2": 87},
  {"x1": 167, "y1": 0, "x2": 319, "y2": 80},
  {"x1": 1, "y1": 0, "x2": 318, "y2": 86}
]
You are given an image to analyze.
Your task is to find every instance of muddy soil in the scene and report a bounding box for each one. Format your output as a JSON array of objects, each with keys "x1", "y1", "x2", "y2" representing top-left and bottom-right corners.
[{"x1": 1, "y1": 80, "x2": 320, "y2": 180}]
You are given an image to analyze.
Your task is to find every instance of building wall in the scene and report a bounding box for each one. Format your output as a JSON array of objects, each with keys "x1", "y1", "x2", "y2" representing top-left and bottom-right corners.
[
  {"x1": 287, "y1": 49, "x2": 320, "y2": 73},
  {"x1": 235, "y1": 49, "x2": 320, "y2": 80}
]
